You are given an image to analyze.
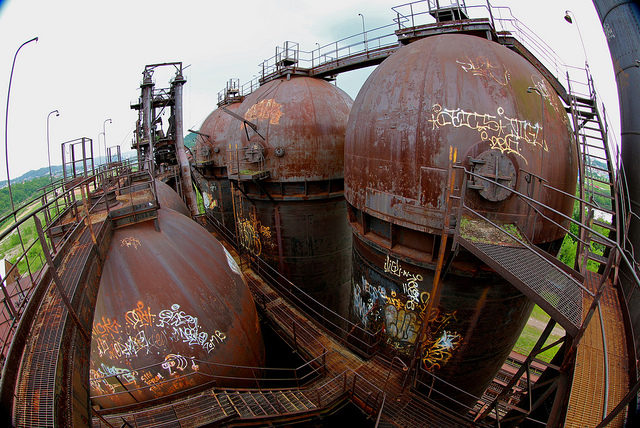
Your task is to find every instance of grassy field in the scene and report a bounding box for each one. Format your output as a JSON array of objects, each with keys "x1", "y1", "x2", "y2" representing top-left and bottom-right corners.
[{"x1": 513, "y1": 305, "x2": 564, "y2": 362}]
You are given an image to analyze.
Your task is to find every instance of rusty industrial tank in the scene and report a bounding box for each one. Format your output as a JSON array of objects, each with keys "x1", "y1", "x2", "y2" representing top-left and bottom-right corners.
[
  {"x1": 193, "y1": 101, "x2": 243, "y2": 236},
  {"x1": 90, "y1": 208, "x2": 265, "y2": 409},
  {"x1": 345, "y1": 34, "x2": 577, "y2": 402},
  {"x1": 225, "y1": 76, "x2": 353, "y2": 317},
  {"x1": 155, "y1": 179, "x2": 190, "y2": 216}
]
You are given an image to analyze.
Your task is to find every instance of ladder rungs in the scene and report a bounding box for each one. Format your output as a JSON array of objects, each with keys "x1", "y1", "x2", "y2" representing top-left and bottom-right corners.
[
  {"x1": 593, "y1": 219, "x2": 616, "y2": 231},
  {"x1": 587, "y1": 251, "x2": 608, "y2": 265},
  {"x1": 585, "y1": 175, "x2": 613, "y2": 186},
  {"x1": 587, "y1": 164, "x2": 610, "y2": 173},
  {"x1": 584, "y1": 153, "x2": 608, "y2": 161},
  {"x1": 590, "y1": 191, "x2": 614, "y2": 200},
  {"x1": 591, "y1": 234, "x2": 616, "y2": 248}
]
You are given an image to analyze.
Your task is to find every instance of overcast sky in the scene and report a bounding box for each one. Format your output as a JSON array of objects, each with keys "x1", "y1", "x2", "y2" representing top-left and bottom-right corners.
[{"x1": 0, "y1": 0, "x2": 619, "y2": 180}]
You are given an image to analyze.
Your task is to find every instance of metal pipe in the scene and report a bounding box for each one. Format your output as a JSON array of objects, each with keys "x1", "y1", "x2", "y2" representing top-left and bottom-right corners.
[
  {"x1": 171, "y1": 70, "x2": 199, "y2": 216},
  {"x1": 141, "y1": 69, "x2": 154, "y2": 172}
]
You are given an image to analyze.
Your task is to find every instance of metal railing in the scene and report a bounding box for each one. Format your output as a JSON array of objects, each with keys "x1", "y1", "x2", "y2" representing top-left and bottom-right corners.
[
  {"x1": 93, "y1": 368, "x2": 385, "y2": 428},
  {"x1": 0, "y1": 172, "x2": 104, "y2": 370},
  {"x1": 90, "y1": 340, "x2": 328, "y2": 412},
  {"x1": 202, "y1": 215, "x2": 383, "y2": 357}
]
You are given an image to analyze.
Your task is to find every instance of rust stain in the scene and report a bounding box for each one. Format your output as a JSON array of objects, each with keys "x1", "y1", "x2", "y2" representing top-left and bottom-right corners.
[{"x1": 244, "y1": 98, "x2": 283, "y2": 125}]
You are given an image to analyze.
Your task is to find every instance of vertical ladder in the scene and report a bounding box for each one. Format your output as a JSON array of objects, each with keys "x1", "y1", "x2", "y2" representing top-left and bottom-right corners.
[{"x1": 567, "y1": 73, "x2": 618, "y2": 274}]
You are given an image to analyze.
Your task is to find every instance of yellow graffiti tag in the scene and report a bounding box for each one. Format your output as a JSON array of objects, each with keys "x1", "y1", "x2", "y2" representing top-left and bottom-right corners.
[
  {"x1": 456, "y1": 56, "x2": 510, "y2": 86},
  {"x1": 421, "y1": 329, "x2": 463, "y2": 371},
  {"x1": 236, "y1": 212, "x2": 275, "y2": 257},
  {"x1": 419, "y1": 308, "x2": 461, "y2": 371},
  {"x1": 428, "y1": 104, "x2": 547, "y2": 165},
  {"x1": 245, "y1": 98, "x2": 283, "y2": 125},
  {"x1": 121, "y1": 237, "x2": 142, "y2": 249}
]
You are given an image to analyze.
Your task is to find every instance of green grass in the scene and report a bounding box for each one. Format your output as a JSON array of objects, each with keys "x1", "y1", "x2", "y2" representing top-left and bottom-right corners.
[{"x1": 513, "y1": 305, "x2": 564, "y2": 363}]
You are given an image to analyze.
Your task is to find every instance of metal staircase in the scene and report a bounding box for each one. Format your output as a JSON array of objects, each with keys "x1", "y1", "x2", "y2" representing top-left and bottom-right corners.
[{"x1": 567, "y1": 82, "x2": 619, "y2": 274}]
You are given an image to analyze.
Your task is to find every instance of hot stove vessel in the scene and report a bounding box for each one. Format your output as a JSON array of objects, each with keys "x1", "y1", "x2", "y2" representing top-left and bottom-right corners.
[{"x1": 345, "y1": 33, "x2": 578, "y2": 401}]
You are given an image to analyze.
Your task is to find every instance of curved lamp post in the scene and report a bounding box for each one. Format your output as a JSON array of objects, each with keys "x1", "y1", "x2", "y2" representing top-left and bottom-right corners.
[
  {"x1": 4, "y1": 36, "x2": 38, "y2": 214},
  {"x1": 103, "y1": 118, "x2": 112, "y2": 165},
  {"x1": 46, "y1": 109, "x2": 59, "y2": 181},
  {"x1": 358, "y1": 13, "x2": 368, "y2": 52},
  {"x1": 564, "y1": 10, "x2": 589, "y2": 68}
]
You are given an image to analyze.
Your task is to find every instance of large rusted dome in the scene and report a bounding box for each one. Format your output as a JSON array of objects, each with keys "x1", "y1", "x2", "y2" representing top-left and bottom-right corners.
[
  {"x1": 196, "y1": 102, "x2": 242, "y2": 167},
  {"x1": 227, "y1": 76, "x2": 353, "y2": 182},
  {"x1": 345, "y1": 33, "x2": 577, "y2": 243},
  {"x1": 89, "y1": 209, "x2": 264, "y2": 409},
  {"x1": 155, "y1": 179, "x2": 190, "y2": 216}
]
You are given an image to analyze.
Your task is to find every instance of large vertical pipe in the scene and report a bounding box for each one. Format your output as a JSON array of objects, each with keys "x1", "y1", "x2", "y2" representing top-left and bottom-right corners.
[
  {"x1": 141, "y1": 69, "x2": 154, "y2": 173},
  {"x1": 172, "y1": 71, "x2": 199, "y2": 216},
  {"x1": 592, "y1": 0, "x2": 640, "y2": 358}
]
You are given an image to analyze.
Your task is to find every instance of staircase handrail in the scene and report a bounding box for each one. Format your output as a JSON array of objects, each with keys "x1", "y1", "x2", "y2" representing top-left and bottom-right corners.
[{"x1": 454, "y1": 166, "x2": 640, "y2": 322}]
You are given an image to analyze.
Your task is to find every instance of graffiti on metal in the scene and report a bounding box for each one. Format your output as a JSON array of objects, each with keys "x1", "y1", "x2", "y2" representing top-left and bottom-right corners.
[
  {"x1": 157, "y1": 304, "x2": 227, "y2": 353},
  {"x1": 203, "y1": 191, "x2": 218, "y2": 210},
  {"x1": 236, "y1": 212, "x2": 275, "y2": 257},
  {"x1": 352, "y1": 254, "x2": 463, "y2": 367},
  {"x1": 91, "y1": 299, "x2": 227, "y2": 397},
  {"x1": 428, "y1": 103, "x2": 547, "y2": 164},
  {"x1": 456, "y1": 56, "x2": 510, "y2": 86},
  {"x1": 121, "y1": 237, "x2": 142, "y2": 249},
  {"x1": 420, "y1": 310, "x2": 462, "y2": 371},
  {"x1": 245, "y1": 98, "x2": 283, "y2": 125}
]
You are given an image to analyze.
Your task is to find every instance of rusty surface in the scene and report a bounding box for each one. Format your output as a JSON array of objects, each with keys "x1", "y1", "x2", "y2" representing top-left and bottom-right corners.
[
  {"x1": 225, "y1": 76, "x2": 353, "y2": 182},
  {"x1": 350, "y1": 234, "x2": 533, "y2": 403},
  {"x1": 196, "y1": 101, "x2": 242, "y2": 171},
  {"x1": 234, "y1": 195, "x2": 352, "y2": 318},
  {"x1": 90, "y1": 208, "x2": 265, "y2": 409},
  {"x1": 195, "y1": 102, "x2": 242, "y2": 234},
  {"x1": 345, "y1": 33, "x2": 577, "y2": 243},
  {"x1": 154, "y1": 179, "x2": 190, "y2": 217}
]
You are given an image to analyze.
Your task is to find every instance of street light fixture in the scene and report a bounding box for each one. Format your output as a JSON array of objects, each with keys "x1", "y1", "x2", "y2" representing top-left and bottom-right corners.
[
  {"x1": 4, "y1": 36, "x2": 38, "y2": 215},
  {"x1": 103, "y1": 118, "x2": 112, "y2": 165},
  {"x1": 358, "y1": 13, "x2": 368, "y2": 52},
  {"x1": 46, "y1": 109, "x2": 60, "y2": 182},
  {"x1": 564, "y1": 10, "x2": 589, "y2": 68}
]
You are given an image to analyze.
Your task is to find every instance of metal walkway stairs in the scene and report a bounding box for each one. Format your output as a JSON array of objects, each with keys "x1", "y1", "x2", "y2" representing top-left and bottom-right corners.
[
  {"x1": 456, "y1": 225, "x2": 584, "y2": 336},
  {"x1": 567, "y1": 92, "x2": 619, "y2": 273},
  {"x1": 95, "y1": 388, "x2": 322, "y2": 427}
]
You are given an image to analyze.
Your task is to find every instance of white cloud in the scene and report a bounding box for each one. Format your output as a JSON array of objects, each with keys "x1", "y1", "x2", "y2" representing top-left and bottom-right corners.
[{"x1": 0, "y1": 0, "x2": 620, "y2": 179}]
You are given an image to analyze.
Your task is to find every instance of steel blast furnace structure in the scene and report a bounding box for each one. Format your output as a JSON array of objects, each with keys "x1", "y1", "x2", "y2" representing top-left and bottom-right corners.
[
  {"x1": 345, "y1": 33, "x2": 577, "y2": 401},
  {"x1": 226, "y1": 76, "x2": 354, "y2": 318},
  {"x1": 193, "y1": 82, "x2": 245, "y2": 237}
]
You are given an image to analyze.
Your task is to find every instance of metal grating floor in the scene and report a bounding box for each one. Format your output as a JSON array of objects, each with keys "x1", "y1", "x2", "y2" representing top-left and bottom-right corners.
[
  {"x1": 462, "y1": 239, "x2": 583, "y2": 334},
  {"x1": 13, "y1": 223, "x2": 99, "y2": 427},
  {"x1": 564, "y1": 272, "x2": 628, "y2": 428}
]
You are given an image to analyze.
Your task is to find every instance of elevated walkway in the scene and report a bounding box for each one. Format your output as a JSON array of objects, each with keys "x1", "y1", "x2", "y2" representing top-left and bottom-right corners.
[
  {"x1": 565, "y1": 271, "x2": 629, "y2": 427},
  {"x1": 457, "y1": 226, "x2": 584, "y2": 336},
  {"x1": 92, "y1": 227, "x2": 491, "y2": 427}
]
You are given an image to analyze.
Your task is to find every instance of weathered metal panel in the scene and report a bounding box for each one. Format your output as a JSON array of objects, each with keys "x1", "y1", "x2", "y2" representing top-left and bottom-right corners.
[
  {"x1": 350, "y1": 234, "x2": 533, "y2": 403},
  {"x1": 155, "y1": 179, "x2": 190, "y2": 217},
  {"x1": 225, "y1": 76, "x2": 353, "y2": 182},
  {"x1": 90, "y1": 208, "x2": 264, "y2": 409},
  {"x1": 235, "y1": 194, "x2": 352, "y2": 318},
  {"x1": 345, "y1": 33, "x2": 578, "y2": 242}
]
